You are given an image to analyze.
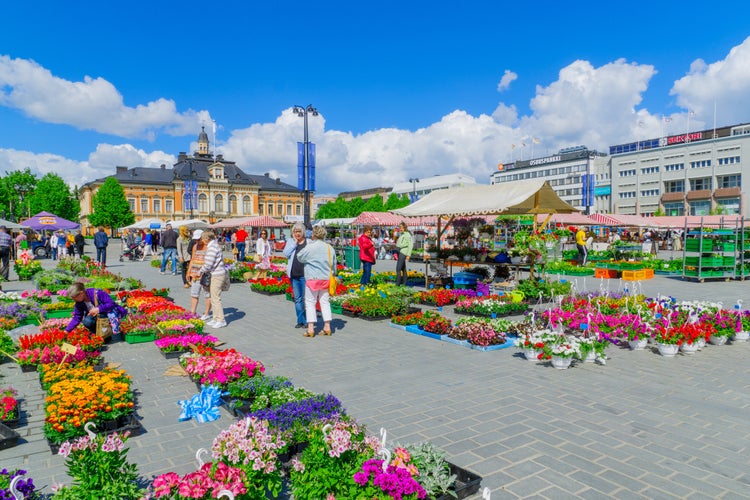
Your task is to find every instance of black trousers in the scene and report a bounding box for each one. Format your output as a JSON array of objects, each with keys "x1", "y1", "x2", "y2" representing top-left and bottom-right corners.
[{"x1": 0, "y1": 247, "x2": 9, "y2": 280}]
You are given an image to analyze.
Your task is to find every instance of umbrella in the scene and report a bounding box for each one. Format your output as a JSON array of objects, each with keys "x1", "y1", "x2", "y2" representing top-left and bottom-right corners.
[
  {"x1": 167, "y1": 219, "x2": 210, "y2": 230},
  {"x1": 23, "y1": 211, "x2": 79, "y2": 231}
]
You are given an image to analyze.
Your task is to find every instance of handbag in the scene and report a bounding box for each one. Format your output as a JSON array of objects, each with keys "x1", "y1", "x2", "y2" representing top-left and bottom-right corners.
[
  {"x1": 253, "y1": 254, "x2": 261, "y2": 263},
  {"x1": 200, "y1": 272, "x2": 212, "y2": 287},
  {"x1": 327, "y1": 245, "x2": 337, "y2": 296},
  {"x1": 93, "y1": 292, "x2": 112, "y2": 339}
]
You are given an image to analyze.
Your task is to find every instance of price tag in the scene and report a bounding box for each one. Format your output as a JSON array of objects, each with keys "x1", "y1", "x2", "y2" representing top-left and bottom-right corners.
[{"x1": 60, "y1": 342, "x2": 78, "y2": 355}]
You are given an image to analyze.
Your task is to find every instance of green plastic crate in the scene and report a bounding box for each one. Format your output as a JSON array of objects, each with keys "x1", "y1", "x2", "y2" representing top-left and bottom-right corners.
[
  {"x1": 686, "y1": 239, "x2": 713, "y2": 252},
  {"x1": 125, "y1": 331, "x2": 156, "y2": 344}
]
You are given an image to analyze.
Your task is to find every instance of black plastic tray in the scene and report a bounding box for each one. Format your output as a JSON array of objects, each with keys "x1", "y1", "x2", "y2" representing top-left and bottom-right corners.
[{"x1": 0, "y1": 422, "x2": 20, "y2": 450}]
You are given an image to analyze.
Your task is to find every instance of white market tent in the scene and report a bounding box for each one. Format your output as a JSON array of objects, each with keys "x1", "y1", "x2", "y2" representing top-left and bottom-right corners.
[
  {"x1": 0, "y1": 218, "x2": 30, "y2": 230},
  {"x1": 122, "y1": 218, "x2": 164, "y2": 230},
  {"x1": 167, "y1": 219, "x2": 210, "y2": 230}
]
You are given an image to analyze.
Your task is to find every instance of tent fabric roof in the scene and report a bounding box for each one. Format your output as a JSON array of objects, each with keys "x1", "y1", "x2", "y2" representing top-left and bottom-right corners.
[
  {"x1": 23, "y1": 212, "x2": 79, "y2": 231},
  {"x1": 211, "y1": 216, "x2": 287, "y2": 229},
  {"x1": 651, "y1": 215, "x2": 749, "y2": 228},
  {"x1": 390, "y1": 180, "x2": 579, "y2": 218},
  {"x1": 122, "y1": 218, "x2": 164, "y2": 230},
  {"x1": 312, "y1": 217, "x2": 356, "y2": 226},
  {"x1": 535, "y1": 213, "x2": 597, "y2": 226},
  {"x1": 351, "y1": 212, "x2": 404, "y2": 226},
  {"x1": 588, "y1": 213, "x2": 663, "y2": 228},
  {"x1": 167, "y1": 219, "x2": 210, "y2": 230},
  {"x1": 0, "y1": 218, "x2": 30, "y2": 230}
]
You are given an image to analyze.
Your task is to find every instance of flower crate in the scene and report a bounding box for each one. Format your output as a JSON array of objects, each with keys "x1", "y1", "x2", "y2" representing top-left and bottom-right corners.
[
  {"x1": 405, "y1": 324, "x2": 443, "y2": 340},
  {"x1": 702, "y1": 257, "x2": 724, "y2": 267},
  {"x1": 124, "y1": 331, "x2": 156, "y2": 344},
  {"x1": 160, "y1": 350, "x2": 188, "y2": 360},
  {"x1": 44, "y1": 309, "x2": 74, "y2": 319},
  {"x1": 0, "y1": 422, "x2": 20, "y2": 450},
  {"x1": 594, "y1": 268, "x2": 618, "y2": 279},
  {"x1": 47, "y1": 413, "x2": 141, "y2": 454},
  {"x1": 330, "y1": 303, "x2": 343, "y2": 315},
  {"x1": 563, "y1": 269, "x2": 595, "y2": 276},
  {"x1": 686, "y1": 239, "x2": 714, "y2": 252},
  {"x1": 622, "y1": 270, "x2": 651, "y2": 281},
  {"x1": 723, "y1": 256, "x2": 736, "y2": 266},
  {"x1": 285, "y1": 292, "x2": 293, "y2": 301},
  {"x1": 722, "y1": 242, "x2": 736, "y2": 252},
  {"x1": 442, "y1": 336, "x2": 472, "y2": 348}
]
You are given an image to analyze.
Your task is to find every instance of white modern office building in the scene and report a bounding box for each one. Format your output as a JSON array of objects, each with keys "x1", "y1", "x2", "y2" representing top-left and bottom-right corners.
[
  {"x1": 391, "y1": 174, "x2": 477, "y2": 202},
  {"x1": 490, "y1": 146, "x2": 610, "y2": 214},
  {"x1": 609, "y1": 123, "x2": 750, "y2": 216}
]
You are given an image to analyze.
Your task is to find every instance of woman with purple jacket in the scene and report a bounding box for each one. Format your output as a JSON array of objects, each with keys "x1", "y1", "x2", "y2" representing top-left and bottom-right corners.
[{"x1": 65, "y1": 282, "x2": 128, "y2": 336}]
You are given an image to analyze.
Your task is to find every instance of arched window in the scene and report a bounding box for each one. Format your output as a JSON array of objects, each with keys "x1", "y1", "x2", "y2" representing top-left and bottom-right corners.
[
  {"x1": 198, "y1": 194, "x2": 208, "y2": 213},
  {"x1": 215, "y1": 194, "x2": 224, "y2": 213},
  {"x1": 228, "y1": 195, "x2": 237, "y2": 214},
  {"x1": 242, "y1": 196, "x2": 252, "y2": 215}
]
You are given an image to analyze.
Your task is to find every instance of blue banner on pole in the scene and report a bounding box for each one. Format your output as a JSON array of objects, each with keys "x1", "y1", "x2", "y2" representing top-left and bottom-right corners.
[
  {"x1": 308, "y1": 143, "x2": 316, "y2": 192},
  {"x1": 191, "y1": 180, "x2": 198, "y2": 210},
  {"x1": 297, "y1": 142, "x2": 305, "y2": 190}
]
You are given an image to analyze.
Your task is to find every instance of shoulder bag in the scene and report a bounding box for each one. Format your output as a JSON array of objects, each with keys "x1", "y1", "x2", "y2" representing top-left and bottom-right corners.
[
  {"x1": 200, "y1": 272, "x2": 212, "y2": 288},
  {"x1": 94, "y1": 292, "x2": 113, "y2": 340},
  {"x1": 327, "y1": 245, "x2": 337, "y2": 296}
]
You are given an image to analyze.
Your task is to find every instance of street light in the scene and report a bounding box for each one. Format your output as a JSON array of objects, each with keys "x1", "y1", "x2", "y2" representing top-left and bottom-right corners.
[
  {"x1": 293, "y1": 104, "x2": 319, "y2": 227},
  {"x1": 409, "y1": 178, "x2": 420, "y2": 203}
]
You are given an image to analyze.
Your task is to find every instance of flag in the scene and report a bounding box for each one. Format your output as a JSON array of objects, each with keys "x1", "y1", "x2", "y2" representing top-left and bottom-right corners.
[{"x1": 212, "y1": 120, "x2": 216, "y2": 136}]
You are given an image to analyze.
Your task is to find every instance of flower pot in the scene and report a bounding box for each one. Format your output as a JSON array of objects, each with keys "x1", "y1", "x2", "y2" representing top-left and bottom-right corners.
[
  {"x1": 656, "y1": 343, "x2": 679, "y2": 357},
  {"x1": 709, "y1": 335, "x2": 728, "y2": 346},
  {"x1": 523, "y1": 348, "x2": 540, "y2": 362},
  {"x1": 680, "y1": 342, "x2": 699, "y2": 355},
  {"x1": 696, "y1": 337, "x2": 706, "y2": 350},
  {"x1": 732, "y1": 331, "x2": 750, "y2": 342},
  {"x1": 581, "y1": 351, "x2": 596, "y2": 363},
  {"x1": 550, "y1": 355, "x2": 572, "y2": 370},
  {"x1": 628, "y1": 338, "x2": 648, "y2": 350}
]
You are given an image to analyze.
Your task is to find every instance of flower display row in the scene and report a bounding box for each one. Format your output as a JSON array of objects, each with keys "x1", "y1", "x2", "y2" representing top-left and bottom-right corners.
[
  {"x1": 181, "y1": 346, "x2": 265, "y2": 387},
  {"x1": 250, "y1": 275, "x2": 290, "y2": 294},
  {"x1": 154, "y1": 334, "x2": 219, "y2": 354},
  {"x1": 0, "y1": 387, "x2": 19, "y2": 424},
  {"x1": 454, "y1": 295, "x2": 529, "y2": 317}
]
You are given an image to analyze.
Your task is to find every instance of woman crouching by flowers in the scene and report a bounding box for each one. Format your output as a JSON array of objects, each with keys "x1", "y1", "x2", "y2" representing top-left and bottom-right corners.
[{"x1": 65, "y1": 282, "x2": 128, "y2": 338}]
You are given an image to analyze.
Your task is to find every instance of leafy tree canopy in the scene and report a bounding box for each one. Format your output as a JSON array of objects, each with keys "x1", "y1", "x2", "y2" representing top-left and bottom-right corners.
[
  {"x1": 315, "y1": 192, "x2": 411, "y2": 220},
  {"x1": 0, "y1": 168, "x2": 38, "y2": 221},
  {"x1": 88, "y1": 178, "x2": 135, "y2": 231},
  {"x1": 28, "y1": 173, "x2": 80, "y2": 221}
]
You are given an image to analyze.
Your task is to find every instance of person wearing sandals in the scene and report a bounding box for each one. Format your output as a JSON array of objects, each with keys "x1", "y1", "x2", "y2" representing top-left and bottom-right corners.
[
  {"x1": 295, "y1": 225, "x2": 336, "y2": 337},
  {"x1": 176, "y1": 225, "x2": 191, "y2": 288},
  {"x1": 187, "y1": 229, "x2": 211, "y2": 320},
  {"x1": 198, "y1": 230, "x2": 229, "y2": 328}
]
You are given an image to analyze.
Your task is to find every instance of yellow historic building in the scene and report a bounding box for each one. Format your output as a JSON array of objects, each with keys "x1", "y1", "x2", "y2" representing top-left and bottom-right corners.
[{"x1": 79, "y1": 129, "x2": 303, "y2": 233}]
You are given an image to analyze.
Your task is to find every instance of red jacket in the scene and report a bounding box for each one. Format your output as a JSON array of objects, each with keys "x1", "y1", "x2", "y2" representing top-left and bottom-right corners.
[{"x1": 358, "y1": 233, "x2": 376, "y2": 263}]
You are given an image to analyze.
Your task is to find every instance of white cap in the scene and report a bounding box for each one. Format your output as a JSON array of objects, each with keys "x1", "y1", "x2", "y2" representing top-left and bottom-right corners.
[{"x1": 192, "y1": 229, "x2": 204, "y2": 240}]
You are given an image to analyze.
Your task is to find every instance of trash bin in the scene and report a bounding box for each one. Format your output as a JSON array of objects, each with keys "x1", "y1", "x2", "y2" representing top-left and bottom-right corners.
[{"x1": 344, "y1": 246, "x2": 361, "y2": 271}]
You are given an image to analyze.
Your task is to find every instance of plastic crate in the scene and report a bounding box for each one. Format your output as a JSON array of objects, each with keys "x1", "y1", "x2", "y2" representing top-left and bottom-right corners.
[
  {"x1": 453, "y1": 272, "x2": 480, "y2": 285},
  {"x1": 595, "y1": 268, "x2": 618, "y2": 279},
  {"x1": 643, "y1": 268, "x2": 654, "y2": 279},
  {"x1": 686, "y1": 239, "x2": 713, "y2": 252},
  {"x1": 723, "y1": 242, "x2": 736, "y2": 252},
  {"x1": 124, "y1": 331, "x2": 156, "y2": 344},
  {"x1": 723, "y1": 257, "x2": 736, "y2": 266},
  {"x1": 622, "y1": 270, "x2": 649, "y2": 281}
]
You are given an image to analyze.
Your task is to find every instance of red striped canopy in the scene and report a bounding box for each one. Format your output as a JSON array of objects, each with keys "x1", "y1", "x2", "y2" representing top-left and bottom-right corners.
[{"x1": 352, "y1": 212, "x2": 404, "y2": 226}]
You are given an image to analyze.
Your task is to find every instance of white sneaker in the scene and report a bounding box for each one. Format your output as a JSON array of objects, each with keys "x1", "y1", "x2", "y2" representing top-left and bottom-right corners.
[
  {"x1": 200, "y1": 314, "x2": 212, "y2": 321},
  {"x1": 208, "y1": 320, "x2": 227, "y2": 328}
]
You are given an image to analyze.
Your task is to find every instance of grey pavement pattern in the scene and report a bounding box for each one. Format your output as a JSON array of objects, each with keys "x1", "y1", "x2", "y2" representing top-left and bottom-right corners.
[{"x1": 1, "y1": 247, "x2": 750, "y2": 499}]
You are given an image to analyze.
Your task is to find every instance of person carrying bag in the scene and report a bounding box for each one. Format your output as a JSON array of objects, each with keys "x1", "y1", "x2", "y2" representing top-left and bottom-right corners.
[{"x1": 65, "y1": 282, "x2": 128, "y2": 339}]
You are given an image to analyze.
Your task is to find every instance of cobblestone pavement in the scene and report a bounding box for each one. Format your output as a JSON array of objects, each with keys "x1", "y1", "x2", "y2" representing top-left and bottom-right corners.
[{"x1": 2, "y1": 248, "x2": 750, "y2": 499}]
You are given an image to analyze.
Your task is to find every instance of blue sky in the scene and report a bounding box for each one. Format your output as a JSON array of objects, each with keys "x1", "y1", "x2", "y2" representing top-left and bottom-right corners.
[{"x1": 1, "y1": 1, "x2": 749, "y2": 195}]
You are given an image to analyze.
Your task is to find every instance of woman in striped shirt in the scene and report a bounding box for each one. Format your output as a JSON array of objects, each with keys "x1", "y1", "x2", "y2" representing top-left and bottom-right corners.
[{"x1": 198, "y1": 231, "x2": 229, "y2": 328}]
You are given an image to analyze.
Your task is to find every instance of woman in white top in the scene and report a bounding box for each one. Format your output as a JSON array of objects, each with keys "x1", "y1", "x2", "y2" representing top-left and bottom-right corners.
[{"x1": 255, "y1": 229, "x2": 272, "y2": 269}]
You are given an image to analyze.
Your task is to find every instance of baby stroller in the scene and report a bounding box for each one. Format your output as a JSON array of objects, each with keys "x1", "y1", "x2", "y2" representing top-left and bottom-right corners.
[{"x1": 119, "y1": 242, "x2": 144, "y2": 262}]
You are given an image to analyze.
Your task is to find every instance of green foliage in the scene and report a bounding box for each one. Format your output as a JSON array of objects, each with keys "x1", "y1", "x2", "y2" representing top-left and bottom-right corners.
[
  {"x1": 29, "y1": 173, "x2": 79, "y2": 221},
  {"x1": 384, "y1": 192, "x2": 410, "y2": 210},
  {"x1": 0, "y1": 168, "x2": 37, "y2": 221},
  {"x1": 33, "y1": 270, "x2": 76, "y2": 293},
  {"x1": 398, "y1": 441, "x2": 457, "y2": 498},
  {"x1": 88, "y1": 178, "x2": 134, "y2": 230},
  {"x1": 0, "y1": 330, "x2": 17, "y2": 360}
]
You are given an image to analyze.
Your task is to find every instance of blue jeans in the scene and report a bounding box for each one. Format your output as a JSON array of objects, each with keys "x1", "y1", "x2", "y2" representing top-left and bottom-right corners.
[
  {"x1": 291, "y1": 276, "x2": 306, "y2": 325},
  {"x1": 161, "y1": 247, "x2": 178, "y2": 273},
  {"x1": 360, "y1": 261, "x2": 373, "y2": 286},
  {"x1": 236, "y1": 242, "x2": 246, "y2": 261},
  {"x1": 96, "y1": 247, "x2": 107, "y2": 265}
]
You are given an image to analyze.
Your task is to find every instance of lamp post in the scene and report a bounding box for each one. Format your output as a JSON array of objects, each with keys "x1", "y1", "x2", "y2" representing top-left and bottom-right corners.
[
  {"x1": 14, "y1": 185, "x2": 28, "y2": 221},
  {"x1": 293, "y1": 104, "x2": 318, "y2": 227},
  {"x1": 409, "y1": 178, "x2": 420, "y2": 203}
]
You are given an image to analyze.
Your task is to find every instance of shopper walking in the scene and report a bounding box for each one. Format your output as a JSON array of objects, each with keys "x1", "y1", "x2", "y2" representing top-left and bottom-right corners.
[
  {"x1": 234, "y1": 226, "x2": 248, "y2": 262},
  {"x1": 575, "y1": 226, "x2": 588, "y2": 265},
  {"x1": 199, "y1": 231, "x2": 228, "y2": 328},
  {"x1": 296, "y1": 225, "x2": 336, "y2": 337},
  {"x1": 74, "y1": 230, "x2": 85, "y2": 260},
  {"x1": 0, "y1": 226, "x2": 12, "y2": 282},
  {"x1": 283, "y1": 222, "x2": 308, "y2": 329},
  {"x1": 358, "y1": 225, "x2": 376, "y2": 286},
  {"x1": 255, "y1": 229, "x2": 272, "y2": 270},
  {"x1": 94, "y1": 227, "x2": 109, "y2": 265},
  {"x1": 187, "y1": 229, "x2": 211, "y2": 320},
  {"x1": 395, "y1": 222, "x2": 413, "y2": 286},
  {"x1": 160, "y1": 224, "x2": 179, "y2": 275},
  {"x1": 177, "y1": 226, "x2": 191, "y2": 288}
]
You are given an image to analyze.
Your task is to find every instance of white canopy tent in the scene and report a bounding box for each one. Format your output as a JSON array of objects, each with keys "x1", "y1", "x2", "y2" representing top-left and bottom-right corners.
[
  {"x1": 167, "y1": 219, "x2": 210, "y2": 230},
  {"x1": 122, "y1": 218, "x2": 164, "y2": 230}
]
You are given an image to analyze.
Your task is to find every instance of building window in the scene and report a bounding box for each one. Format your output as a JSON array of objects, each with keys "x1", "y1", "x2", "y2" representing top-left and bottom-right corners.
[
  {"x1": 128, "y1": 198, "x2": 136, "y2": 212},
  {"x1": 689, "y1": 200, "x2": 711, "y2": 216},
  {"x1": 242, "y1": 196, "x2": 252, "y2": 214},
  {"x1": 641, "y1": 166, "x2": 660, "y2": 175},
  {"x1": 267, "y1": 204, "x2": 273, "y2": 215},
  {"x1": 296, "y1": 204, "x2": 301, "y2": 215},
  {"x1": 718, "y1": 156, "x2": 740, "y2": 166},
  {"x1": 198, "y1": 194, "x2": 207, "y2": 213},
  {"x1": 718, "y1": 175, "x2": 741, "y2": 188},
  {"x1": 663, "y1": 202, "x2": 685, "y2": 216},
  {"x1": 716, "y1": 198, "x2": 740, "y2": 214},
  {"x1": 690, "y1": 178, "x2": 712, "y2": 191},
  {"x1": 619, "y1": 169, "x2": 636, "y2": 177},
  {"x1": 229, "y1": 195, "x2": 237, "y2": 214},
  {"x1": 165, "y1": 199, "x2": 173, "y2": 214},
  {"x1": 286, "y1": 203, "x2": 292, "y2": 215},
  {"x1": 140, "y1": 198, "x2": 148, "y2": 213},
  {"x1": 258, "y1": 204, "x2": 264, "y2": 215},
  {"x1": 664, "y1": 180, "x2": 684, "y2": 193},
  {"x1": 277, "y1": 203, "x2": 283, "y2": 215},
  {"x1": 664, "y1": 163, "x2": 685, "y2": 171},
  {"x1": 690, "y1": 160, "x2": 711, "y2": 168},
  {"x1": 640, "y1": 189, "x2": 659, "y2": 197},
  {"x1": 153, "y1": 198, "x2": 161, "y2": 213},
  {"x1": 618, "y1": 191, "x2": 636, "y2": 199},
  {"x1": 214, "y1": 194, "x2": 224, "y2": 212}
]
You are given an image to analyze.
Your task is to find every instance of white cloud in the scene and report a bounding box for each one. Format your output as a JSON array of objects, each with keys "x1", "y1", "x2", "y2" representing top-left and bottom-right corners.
[
  {"x1": 0, "y1": 55, "x2": 212, "y2": 138},
  {"x1": 497, "y1": 70, "x2": 517, "y2": 92},
  {"x1": 670, "y1": 35, "x2": 750, "y2": 126},
  {"x1": 0, "y1": 148, "x2": 92, "y2": 187}
]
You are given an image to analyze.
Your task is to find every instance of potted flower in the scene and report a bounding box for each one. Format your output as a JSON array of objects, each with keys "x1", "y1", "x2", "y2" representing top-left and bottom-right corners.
[
  {"x1": 708, "y1": 311, "x2": 738, "y2": 345},
  {"x1": 0, "y1": 387, "x2": 19, "y2": 428},
  {"x1": 0, "y1": 469, "x2": 37, "y2": 499},
  {"x1": 545, "y1": 336, "x2": 579, "y2": 369},
  {"x1": 150, "y1": 462, "x2": 248, "y2": 499},
  {"x1": 154, "y1": 334, "x2": 219, "y2": 359},
  {"x1": 652, "y1": 326, "x2": 682, "y2": 357},
  {"x1": 13, "y1": 250, "x2": 42, "y2": 280},
  {"x1": 737, "y1": 310, "x2": 750, "y2": 342},
  {"x1": 451, "y1": 317, "x2": 510, "y2": 347}
]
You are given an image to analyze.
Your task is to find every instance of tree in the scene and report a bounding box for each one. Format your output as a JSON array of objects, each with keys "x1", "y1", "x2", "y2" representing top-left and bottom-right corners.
[
  {"x1": 28, "y1": 173, "x2": 79, "y2": 221},
  {"x1": 0, "y1": 168, "x2": 38, "y2": 221},
  {"x1": 88, "y1": 177, "x2": 134, "y2": 231},
  {"x1": 384, "y1": 193, "x2": 410, "y2": 211}
]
